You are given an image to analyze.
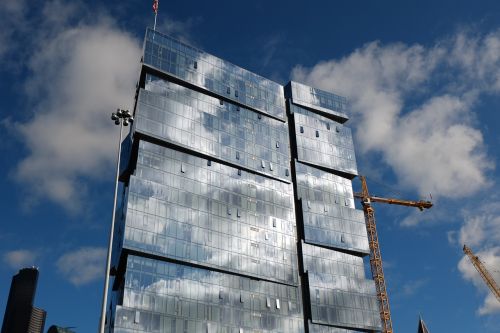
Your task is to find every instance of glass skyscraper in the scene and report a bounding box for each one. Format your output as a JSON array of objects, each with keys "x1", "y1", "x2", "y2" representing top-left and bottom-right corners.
[{"x1": 108, "y1": 28, "x2": 382, "y2": 333}]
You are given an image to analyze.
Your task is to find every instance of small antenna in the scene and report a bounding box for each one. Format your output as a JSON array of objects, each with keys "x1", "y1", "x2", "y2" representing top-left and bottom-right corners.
[{"x1": 152, "y1": 0, "x2": 159, "y2": 31}]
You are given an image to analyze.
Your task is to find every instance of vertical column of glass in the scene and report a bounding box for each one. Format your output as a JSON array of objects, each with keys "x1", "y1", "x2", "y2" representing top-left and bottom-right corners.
[
  {"x1": 285, "y1": 82, "x2": 382, "y2": 332},
  {"x1": 111, "y1": 30, "x2": 307, "y2": 333}
]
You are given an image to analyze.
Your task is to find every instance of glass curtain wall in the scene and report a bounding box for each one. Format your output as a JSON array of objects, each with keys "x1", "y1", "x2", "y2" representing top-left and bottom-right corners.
[
  {"x1": 111, "y1": 29, "x2": 302, "y2": 333},
  {"x1": 286, "y1": 82, "x2": 382, "y2": 332},
  {"x1": 109, "y1": 29, "x2": 381, "y2": 333}
]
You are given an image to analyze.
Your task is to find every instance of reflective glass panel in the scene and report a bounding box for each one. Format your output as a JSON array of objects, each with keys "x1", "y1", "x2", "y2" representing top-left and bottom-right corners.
[
  {"x1": 285, "y1": 81, "x2": 349, "y2": 122},
  {"x1": 113, "y1": 255, "x2": 305, "y2": 333},
  {"x1": 302, "y1": 201, "x2": 369, "y2": 255},
  {"x1": 291, "y1": 104, "x2": 357, "y2": 176},
  {"x1": 133, "y1": 75, "x2": 291, "y2": 181},
  {"x1": 121, "y1": 141, "x2": 298, "y2": 285},
  {"x1": 144, "y1": 28, "x2": 285, "y2": 119}
]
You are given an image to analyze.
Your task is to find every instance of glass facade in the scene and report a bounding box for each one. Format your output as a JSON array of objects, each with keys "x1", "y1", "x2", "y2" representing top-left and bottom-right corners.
[
  {"x1": 285, "y1": 81, "x2": 349, "y2": 123},
  {"x1": 135, "y1": 75, "x2": 291, "y2": 181},
  {"x1": 122, "y1": 142, "x2": 298, "y2": 285},
  {"x1": 291, "y1": 105, "x2": 357, "y2": 176},
  {"x1": 295, "y1": 161, "x2": 355, "y2": 208},
  {"x1": 109, "y1": 28, "x2": 381, "y2": 333},
  {"x1": 288, "y1": 81, "x2": 380, "y2": 332},
  {"x1": 301, "y1": 201, "x2": 369, "y2": 255},
  {"x1": 113, "y1": 255, "x2": 304, "y2": 333},
  {"x1": 143, "y1": 29, "x2": 285, "y2": 120},
  {"x1": 307, "y1": 269, "x2": 379, "y2": 330}
]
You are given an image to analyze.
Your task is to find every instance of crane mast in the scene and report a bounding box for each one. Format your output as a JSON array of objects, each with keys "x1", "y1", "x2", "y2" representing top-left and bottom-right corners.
[
  {"x1": 463, "y1": 244, "x2": 500, "y2": 303},
  {"x1": 354, "y1": 176, "x2": 432, "y2": 333},
  {"x1": 363, "y1": 201, "x2": 392, "y2": 332}
]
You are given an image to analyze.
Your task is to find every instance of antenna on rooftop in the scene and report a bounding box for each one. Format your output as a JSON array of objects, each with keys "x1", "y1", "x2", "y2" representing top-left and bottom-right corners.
[{"x1": 152, "y1": 0, "x2": 159, "y2": 31}]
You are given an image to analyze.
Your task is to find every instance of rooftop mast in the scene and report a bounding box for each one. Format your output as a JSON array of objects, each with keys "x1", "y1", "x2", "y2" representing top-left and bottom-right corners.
[{"x1": 152, "y1": 0, "x2": 159, "y2": 31}]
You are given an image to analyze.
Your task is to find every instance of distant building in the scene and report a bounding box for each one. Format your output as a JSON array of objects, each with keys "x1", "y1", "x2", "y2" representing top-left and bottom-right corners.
[
  {"x1": 418, "y1": 316, "x2": 430, "y2": 333},
  {"x1": 47, "y1": 326, "x2": 76, "y2": 333},
  {"x1": 1, "y1": 267, "x2": 46, "y2": 333}
]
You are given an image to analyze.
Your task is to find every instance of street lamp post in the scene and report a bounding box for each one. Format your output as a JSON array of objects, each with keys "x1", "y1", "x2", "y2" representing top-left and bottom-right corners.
[{"x1": 99, "y1": 109, "x2": 133, "y2": 333}]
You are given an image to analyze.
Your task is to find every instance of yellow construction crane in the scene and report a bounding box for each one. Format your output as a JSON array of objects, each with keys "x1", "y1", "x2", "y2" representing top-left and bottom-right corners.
[
  {"x1": 463, "y1": 244, "x2": 500, "y2": 303},
  {"x1": 354, "y1": 176, "x2": 433, "y2": 333}
]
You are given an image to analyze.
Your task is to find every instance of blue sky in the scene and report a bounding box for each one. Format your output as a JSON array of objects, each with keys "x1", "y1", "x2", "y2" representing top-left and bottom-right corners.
[{"x1": 1, "y1": 0, "x2": 500, "y2": 331}]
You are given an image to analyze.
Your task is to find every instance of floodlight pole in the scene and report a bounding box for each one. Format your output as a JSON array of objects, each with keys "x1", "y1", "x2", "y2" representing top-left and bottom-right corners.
[{"x1": 99, "y1": 109, "x2": 133, "y2": 333}]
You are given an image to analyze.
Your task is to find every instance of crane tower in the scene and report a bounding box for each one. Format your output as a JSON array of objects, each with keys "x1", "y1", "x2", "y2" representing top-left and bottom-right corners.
[
  {"x1": 354, "y1": 176, "x2": 433, "y2": 333},
  {"x1": 463, "y1": 244, "x2": 500, "y2": 303}
]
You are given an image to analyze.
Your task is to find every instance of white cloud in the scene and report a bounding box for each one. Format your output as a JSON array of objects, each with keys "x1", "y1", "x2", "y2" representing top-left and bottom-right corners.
[
  {"x1": 452, "y1": 201, "x2": 500, "y2": 315},
  {"x1": 458, "y1": 202, "x2": 500, "y2": 248},
  {"x1": 448, "y1": 31, "x2": 500, "y2": 92},
  {"x1": 401, "y1": 278, "x2": 428, "y2": 297},
  {"x1": 3, "y1": 249, "x2": 39, "y2": 269},
  {"x1": 479, "y1": 293, "x2": 500, "y2": 316},
  {"x1": 56, "y1": 246, "x2": 106, "y2": 286},
  {"x1": 3, "y1": 1, "x2": 203, "y2": 213},
  {"x1": 401, "y1": 201, "x2": 449, "y2": 227},
  {"x1": 291, "y1": 31, "x2": 498, "y2": 202},
  {"x1": 0, "y1": 0, "x2": 26, "y2": 59},
  {"x1": 6, "y1": 1, "x2": 141, "y2": 212},
  {"x1": 0, "y1": 0, "x2": 24, "y2": 13}
]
